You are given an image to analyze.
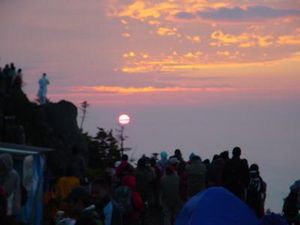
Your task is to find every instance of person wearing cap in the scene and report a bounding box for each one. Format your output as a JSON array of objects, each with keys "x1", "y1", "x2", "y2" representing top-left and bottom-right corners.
[{"x1": 246, "y1": 164, "x2": 266, "y2": 218}]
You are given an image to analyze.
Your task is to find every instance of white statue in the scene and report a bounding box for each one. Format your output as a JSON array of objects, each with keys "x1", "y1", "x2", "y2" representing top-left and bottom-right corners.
[{"x1": 37, "y1": 73, "x2": 50, "y2": 104}]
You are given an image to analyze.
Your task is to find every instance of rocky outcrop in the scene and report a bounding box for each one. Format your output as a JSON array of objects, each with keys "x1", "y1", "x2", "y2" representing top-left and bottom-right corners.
[{"x1": 0, "y1": 81, "x2": 87, "y2": 176}]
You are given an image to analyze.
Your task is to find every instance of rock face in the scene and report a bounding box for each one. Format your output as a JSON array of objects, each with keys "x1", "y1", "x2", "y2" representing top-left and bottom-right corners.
[{"x1": 0, "y1": 87, "x2": 87, "y2": 176}]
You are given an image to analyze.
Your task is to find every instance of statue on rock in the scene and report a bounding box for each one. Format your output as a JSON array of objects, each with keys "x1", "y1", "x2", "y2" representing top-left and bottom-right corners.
[{"x1": 37, "y1": 73, "x2": 49, "y2": 105}]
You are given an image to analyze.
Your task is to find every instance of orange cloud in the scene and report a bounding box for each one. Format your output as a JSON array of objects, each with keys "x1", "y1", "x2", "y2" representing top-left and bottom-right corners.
[
  {"x1": 116, "y1": 1, "x2": 177, "y2": 20},
  {"x1": 256, "y1": 35, "x2": 274, "y2": 47},
  {"x1": 110, "y1": 0, "x2": 230, "y2": 23},
  {"x1": 121, "y1": 51, "x2": 300, "y2": 73},
  {"x1": 277, "y1": 30, "x2": 300, "y2": 45},
  {"x1": 123, "y1": 51, "x2": 136, "y2": 58},
  {"x1": 211, "y1": 30, "x2": 251, "y2": 47},
  {"x1": 71, "y1": 85, "x2": 234, "y2": 94},
  {"x1": 186, "y1": 35, "x2": 201, "y2": 43},
  {"x1": 122, "y1": 32, "x2": 131, "y2": 38},
  {"x1": 210, "y1": 30, "x2": 275, "y2": 48},
  {"x1": 184, "y1": 51, "x2": 203, "y2": 58},
  {"x1": 156, "y1": 27, "x2": 177, "y2": 36}
]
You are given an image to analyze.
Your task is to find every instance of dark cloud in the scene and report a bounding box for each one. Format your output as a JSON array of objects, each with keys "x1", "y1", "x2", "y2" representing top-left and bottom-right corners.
[
  {"x1": 197, "y1": 6, "x2": 300, "y2": 21},
  {"x1": 175, "y1": 11, "x2": 196, "y2": 19},
  {"x1": 175, "y1": 6, "x2": 300, "y2": 21}
]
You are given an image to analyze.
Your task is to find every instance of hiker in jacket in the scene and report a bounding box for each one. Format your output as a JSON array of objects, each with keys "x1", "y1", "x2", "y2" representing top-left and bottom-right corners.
[
  {"x1": 246, "y1": 164, "x2": 266, "y2": 218},
  {"x1": 135, "y1": 157, "x2": 155, "y2": 206},
  {"x1": 186, "y1": 155, "x2": 206, "y2": 198},
  {"x1": 115, "y1": 155, "x2": 134, "y2": 180},
  {"x1": 67, "y1": 187, "x2": 103, "y2": 225},
  {"x1": 55, "y1": 167, "x2": 80, "y2": 201},
  {"x1": 160, "y1": 166, "x2": 181, "y2": 225},
  {"x1": 157, "y1": 151, "x2": 169, "y2": 173},
  {"x1": 206, "y1": 156, "x2": 226, "y2": 187},
  {"x1": 224, "y1": 147, "x2": 249, "y2": 201},
  {"x1": 0, "y1": 153, "x2": 21, "y2": 217},
  {"x1": 121, "y1": 175, "x2": 144, "y2": 225},
  {"x1": 91, "y1": 178, "x2": 123, "y2": 225}
]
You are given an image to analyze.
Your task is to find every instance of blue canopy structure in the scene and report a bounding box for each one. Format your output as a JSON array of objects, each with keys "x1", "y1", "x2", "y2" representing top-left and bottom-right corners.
[
  {"x1": 176, "y1": 187, "x2": 259, "y2": 225},
  {"x1": 0, "y1": 142, "x2": 52, "y2": 225}
]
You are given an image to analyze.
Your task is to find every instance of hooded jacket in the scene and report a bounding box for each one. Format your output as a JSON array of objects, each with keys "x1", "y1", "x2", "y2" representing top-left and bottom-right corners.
[
  {"x1": 0, "y1": 153, "x2": 21, "y2": 216},
  {"x1": 122, "y1": 175, "x2": 144, "y2": 223}
]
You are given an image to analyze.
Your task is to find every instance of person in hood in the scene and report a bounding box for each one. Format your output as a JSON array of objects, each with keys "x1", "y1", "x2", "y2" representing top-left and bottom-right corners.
[
  {"x1": 157, "y1": 151, "x2": 168, "y2": 173},
  {"x1": 0, "y1": 153, "x2": 21, "y2": 217},
  {"x1": 115, "y1": 155, "x2": 134, "y2": 179},
  {"x1": 121, "y1": 175, "x2": 144, "y2": 225}
]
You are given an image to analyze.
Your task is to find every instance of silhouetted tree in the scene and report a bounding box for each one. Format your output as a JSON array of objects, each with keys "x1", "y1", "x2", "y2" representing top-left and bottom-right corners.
[{"x1": 87, "y1": 127, "x2": 121, "y2": 169}]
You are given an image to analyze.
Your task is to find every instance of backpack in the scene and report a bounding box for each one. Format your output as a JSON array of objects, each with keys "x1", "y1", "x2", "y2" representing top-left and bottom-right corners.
[{"x1": 113, "y1": 186, "x2": 134, "y2": 215}]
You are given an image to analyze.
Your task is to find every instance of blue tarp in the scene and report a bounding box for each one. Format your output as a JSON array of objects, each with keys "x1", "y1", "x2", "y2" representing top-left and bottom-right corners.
[
  {"x1": 21, "y1": 155, "x2": 44, "y2": 225},
  {"x1": 175, "y1": 187, "x2": 259, "y2": 225},
  {"x1": 0, "y1": 142, "x2": 51, "y2": 225}
]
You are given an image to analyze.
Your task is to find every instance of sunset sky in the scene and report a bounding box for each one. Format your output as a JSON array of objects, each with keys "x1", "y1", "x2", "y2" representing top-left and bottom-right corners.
[{"x1": 1, "y1": 0, "x2": 300, "y2": 211}]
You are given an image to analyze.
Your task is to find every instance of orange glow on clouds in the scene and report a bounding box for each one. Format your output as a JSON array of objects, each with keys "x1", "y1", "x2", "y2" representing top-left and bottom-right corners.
[
  {"x1": 120, "y1": 52, "x2": 300, "y2": 73},
  {"x1": 108, "y1": 0, "x2": 299, "y2": 77},
  {"x1": 70, "y1": 85, "x2": 235, "y2": 94},
  {"x1": 277, "y1": 29, "x2": 300, "y2": 45},
  {"x1": 156, "y1": 27, "x2": 177, "y2": 36},
  {"x1": 210, "y1": 30, "x2": 275, "y2": 48},
  {"x1": 2, "y1": 0, "x2": 299, "y2": 107},
  {"x1": 115, "y1": 1, "x2": 177, "y2": 20}
]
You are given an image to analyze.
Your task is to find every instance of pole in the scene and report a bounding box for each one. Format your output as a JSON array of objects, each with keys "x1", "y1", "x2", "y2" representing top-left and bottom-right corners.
[{"x1": 120, "y1": 125, "x2": 124, "y2": 156}]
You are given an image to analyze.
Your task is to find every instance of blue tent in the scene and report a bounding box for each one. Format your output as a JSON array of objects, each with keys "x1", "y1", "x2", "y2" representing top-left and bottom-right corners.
[
  {"x1": 176, "y1": 187, "x2": 259, "y2": 225},
  {"x1": 0, "y1": 142, "x2": 52, "y2": 225},
  {"x1": 259, "y1": 213, "x2": 289, "y2": 225}
]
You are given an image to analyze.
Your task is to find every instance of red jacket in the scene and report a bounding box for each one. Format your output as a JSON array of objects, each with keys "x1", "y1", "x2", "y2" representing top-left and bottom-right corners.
[
  {"x1": 116, "y1": 161, "x2": 134, "y2": 178},
  {"x1": 122, "y1": 175, "x2": 144, "y2": 222}
]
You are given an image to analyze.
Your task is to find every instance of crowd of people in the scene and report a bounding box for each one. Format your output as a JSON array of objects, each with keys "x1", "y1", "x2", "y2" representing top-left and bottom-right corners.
[
  {"x1": 0, "y1": 145, "x2": 299, "y2": 225},
  {"x1": 0, "y1": 63, "x2": 23, "y2": 94},
  {"x1": 0, "y1": 61, "x2": 49, "y2": 104}
]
